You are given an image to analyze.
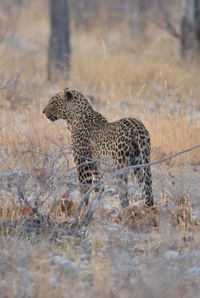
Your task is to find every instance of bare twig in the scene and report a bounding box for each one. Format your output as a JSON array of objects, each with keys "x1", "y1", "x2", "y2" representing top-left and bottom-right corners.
[
  {"x1": 19, "y1": 149, "x2": 51, "y2": 157},
  {"x1": 0, "y1": 73, "x2": 20, "y2": 91},
  {"x1": 78, "y1": 143, "x2": 200, "y2": 221},
  {"x1": 158, "y1": 0, "x2": 182, "y2": 39},
  {"x1": 28, "y1": 142, "x2": 199, "y2": 226}
]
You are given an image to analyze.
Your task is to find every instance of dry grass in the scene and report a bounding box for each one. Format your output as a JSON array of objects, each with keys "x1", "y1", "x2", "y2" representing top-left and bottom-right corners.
[{"x1": 0, "y1": 1, "x2": 200, "y2": 297}]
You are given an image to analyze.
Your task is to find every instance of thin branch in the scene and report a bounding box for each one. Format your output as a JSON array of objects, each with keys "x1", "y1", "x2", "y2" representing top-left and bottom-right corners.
[
  {"x1": 158, "y1": 0, "x2": 182, "y2": 39},
  {"x1": 27, "y1": 142, "x2": 199, "y2": 225},
  {"x1": 0, "y1": 73, "x2": 20, "y2": 91},
  {"x1": 78, "y1": 143, "x2": 200, "y2": 221}
]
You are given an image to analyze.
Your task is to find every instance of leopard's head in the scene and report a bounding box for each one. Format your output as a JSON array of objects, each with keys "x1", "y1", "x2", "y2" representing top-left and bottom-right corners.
[{"x1": 43, "y1": 88, "x2": 92, "y2": 126}]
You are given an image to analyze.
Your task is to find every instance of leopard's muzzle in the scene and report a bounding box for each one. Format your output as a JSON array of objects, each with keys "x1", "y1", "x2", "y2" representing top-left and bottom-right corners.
[{"x1": 43, "y1": 110, "x2": 58, "y2": 122}]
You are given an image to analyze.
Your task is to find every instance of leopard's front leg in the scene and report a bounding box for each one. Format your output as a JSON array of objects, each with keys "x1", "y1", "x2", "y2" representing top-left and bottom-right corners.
[{"x1": 75, "y1": 157, "x2": 93, "y2": 205}]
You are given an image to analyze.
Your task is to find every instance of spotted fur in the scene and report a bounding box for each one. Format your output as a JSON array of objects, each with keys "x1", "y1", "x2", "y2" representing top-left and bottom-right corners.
[{"x1": 43, "y1": 89, "x2": 154, "y2": 207}]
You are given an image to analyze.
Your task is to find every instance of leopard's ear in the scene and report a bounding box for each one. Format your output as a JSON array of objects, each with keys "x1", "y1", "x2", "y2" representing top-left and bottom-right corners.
[{"x1": 64, "y1": 88, "x2": 73, "y2": 100}]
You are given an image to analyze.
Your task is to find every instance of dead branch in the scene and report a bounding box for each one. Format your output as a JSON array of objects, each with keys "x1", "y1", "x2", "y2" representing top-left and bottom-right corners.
[
  {"x1": 30, "y1": 141, "x2": 199, "y2": 227},
  {"x1": 158, "y1": 0, "x2": 182, "y2": 39},
  {"x1": 0, "y1": 73, "x2": 20, "y2": 91},
  {"x1": 78, "y1": 143, "x2": 200, "y2": 222}
]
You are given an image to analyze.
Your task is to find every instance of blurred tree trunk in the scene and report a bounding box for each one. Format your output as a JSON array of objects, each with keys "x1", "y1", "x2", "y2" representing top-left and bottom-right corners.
[
  {"x1": 137, "y1": 0, "x2": 148, "y2": 37},
  {"x1": 48, "y1": 0, "x2": 70, "y2": 81},
  {"x1": 181, "y1": 0, "x2": 200, "y2": 58}
]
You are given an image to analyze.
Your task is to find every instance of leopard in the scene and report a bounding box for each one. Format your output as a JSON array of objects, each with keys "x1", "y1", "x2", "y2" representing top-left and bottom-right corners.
[{"x1": 43, "y1": 88, "x2": 154, "y2": 208}]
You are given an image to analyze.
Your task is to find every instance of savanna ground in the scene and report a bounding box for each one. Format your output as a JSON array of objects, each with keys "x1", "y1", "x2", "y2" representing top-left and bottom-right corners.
[{"x1": 0, "y1": 1, "x2": 200, "y2": 297}]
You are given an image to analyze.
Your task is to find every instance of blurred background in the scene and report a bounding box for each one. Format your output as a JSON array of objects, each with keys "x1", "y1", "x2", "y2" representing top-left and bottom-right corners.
[{"x1": 1, "y1": 1, "x2": 200, "y2": 99}]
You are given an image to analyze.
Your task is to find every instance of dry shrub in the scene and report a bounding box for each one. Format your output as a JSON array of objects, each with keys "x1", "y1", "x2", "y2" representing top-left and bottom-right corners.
[
  {"x1": 115, "y1": 205, "x2": 158, "y2": 232},
  {"x1": 172, "y1": 197, "x2": 198, "y2": 229},
  {"x1": 56, "y1": 198, "x2": 77, "y2": 218},
  {"x1": 158, "y1": 196, "x2": 199, "y2": 231},
  {"x1": 0, "y1": 201, "x2": 14, "y2": 219},
  {"x1": 0, "y1": 199, "x2": 22, "y2": 221},
  {"x1": 114, "y1": 195, "x2": 199, "y2": 233}
]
